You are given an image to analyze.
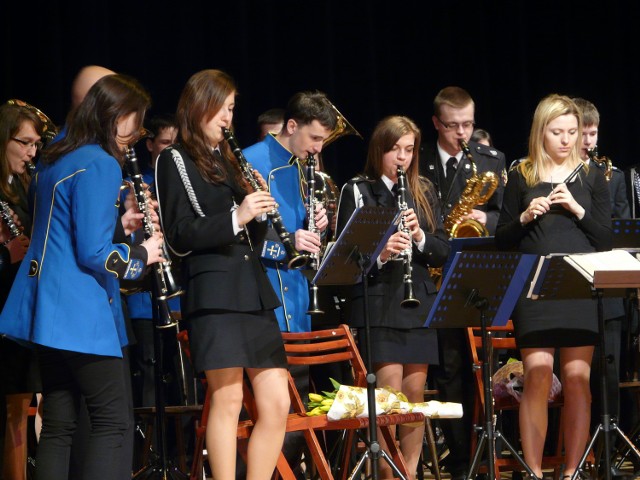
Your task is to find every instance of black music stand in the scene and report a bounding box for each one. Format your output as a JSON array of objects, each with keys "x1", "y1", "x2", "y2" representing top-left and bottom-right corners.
[
  {"x1": 132, "y1": 281, "x2": 188, "y2": 480},
  {"x1": 314, "y1": 206, "x2": 404, "y2": 480},
  {"x1": 528, "y1": 252, "x2": 640, "y2": 480},
  {"x1": 425, "y1": 251, "x2": 539, "y2": 479}
]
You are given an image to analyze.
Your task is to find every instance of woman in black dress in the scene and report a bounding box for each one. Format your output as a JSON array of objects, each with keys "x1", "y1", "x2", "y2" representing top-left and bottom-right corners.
[
  {"x1": 336, "y1": 115, "x2": 449, "y2": 479},
  {"x1": 496, "y1": 94, "x2": 611, "y2": 479},
  {"x1": 155, "y1": 69, "x2": 290, "y2": 480}
]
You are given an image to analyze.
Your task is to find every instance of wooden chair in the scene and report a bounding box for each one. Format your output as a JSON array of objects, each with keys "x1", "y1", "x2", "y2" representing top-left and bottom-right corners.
[
  {"x1": 466, "y1": 320, "x2": 565, "y2": 479},
  {"x1": 278, "y1": 324, "x2": 427, "y2": 480},
  {"x1": 190, "y1": 325, "x2": 428, "y2": 480}
]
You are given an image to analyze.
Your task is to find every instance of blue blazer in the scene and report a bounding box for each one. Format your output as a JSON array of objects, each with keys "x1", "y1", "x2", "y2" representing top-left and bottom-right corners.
[{"x1": 0, "y1": 144, "x2": 148, "y2": 357}]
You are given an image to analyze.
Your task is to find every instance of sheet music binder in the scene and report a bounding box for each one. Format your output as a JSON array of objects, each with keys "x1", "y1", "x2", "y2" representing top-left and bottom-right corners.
[
  {"x1": 312, "y1": 206, "x2": 400, "y2": 286},
  {"x1": 425, "y1": 251, "x2": 537, "y2": 328},
  {"x1": 442, "y1": 236, "x2": 496, "y2": 277}
]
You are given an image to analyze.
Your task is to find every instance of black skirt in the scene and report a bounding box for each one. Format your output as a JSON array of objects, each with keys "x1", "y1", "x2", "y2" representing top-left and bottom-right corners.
[
  {"x1": 512, "y1": 297, "x2": 599, "y2": 348},
  {"x1": 357, "y1": 327, "x2": 439, "y2": 365},
  {"x1": 187, "y1": 309, "x2": 287, "y2": 372}
]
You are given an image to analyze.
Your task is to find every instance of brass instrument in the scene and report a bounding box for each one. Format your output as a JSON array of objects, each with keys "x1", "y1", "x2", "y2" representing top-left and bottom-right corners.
[
  {"x1": 396, "y1": 166, "x2": 420, "y2": 309},
  {"x1": 444, "y1": 140, "x2": 499, "y2": 238},
  {"x1": 7, "y1": 99, "x2": 59, "y2": 175},
  {"x1": 7, "y1": 99, "x2": 58, "y2": 145},
  {"x1": 587, "y1": 146, "x2": 612, "y2": 182},
  {"x1": 124, "y1": 146, "x2": 184, "y2": 329},
  {"x1": 305, "y1": 154, "x2": 323, "y2": 315},
  {"x1": 0, "y1": 200, "x2": 22, "y2": 245},
  {"x1": 222, "y1": 127, "x2": 308, "y2": 270},
  {"x1": 323, "y1": 104, "x2": 363, "y2": 147}
]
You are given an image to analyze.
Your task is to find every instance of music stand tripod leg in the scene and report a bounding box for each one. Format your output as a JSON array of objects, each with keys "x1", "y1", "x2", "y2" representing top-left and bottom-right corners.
[
  {"x1": 132, "y1": 281, "x2": 188, "y2": 480},
  {"x1": 571, "y1": 290, "x2": 640, "y2": 480},
  {"x1": 464, "y1": 290, "x2": 538, "y2": 480},
  {"x1": 347, "y1": 252, "x2": 407, "y2": 480}
]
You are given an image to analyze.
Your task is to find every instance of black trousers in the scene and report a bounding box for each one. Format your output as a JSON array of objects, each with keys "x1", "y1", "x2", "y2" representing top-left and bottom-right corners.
[
  {"x1": 36, "y1": 346, "x2": 130, "y2": 480},
  {"x1": 430, "y1": 328, "x2": 474, "y2": 476}
]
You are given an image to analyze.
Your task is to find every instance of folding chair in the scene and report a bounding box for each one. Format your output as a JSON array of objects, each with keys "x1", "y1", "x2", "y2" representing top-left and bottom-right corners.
[{"x1": 467, "y1": 320, "x2": 566, "y2": 479}]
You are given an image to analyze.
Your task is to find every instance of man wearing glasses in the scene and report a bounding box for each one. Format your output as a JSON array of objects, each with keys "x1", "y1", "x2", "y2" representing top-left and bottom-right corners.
[{"x1": 420, "y1": 86, "x2": 506, "y2": 480}]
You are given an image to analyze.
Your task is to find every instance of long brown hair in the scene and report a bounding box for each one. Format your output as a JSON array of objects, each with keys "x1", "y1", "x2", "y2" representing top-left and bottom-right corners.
[
  {"x1": 44, "y1": 74, "x2": 151, "y2": 165},
  {"x1": 176, "y1": 69, "x2": 244, "y2": 187},
  {"x1": 364, "y1": 116, "x2": 437, "y2": 232},
  {"x1": 0, "y1": 103, "x2": 43, "y2": 202}
]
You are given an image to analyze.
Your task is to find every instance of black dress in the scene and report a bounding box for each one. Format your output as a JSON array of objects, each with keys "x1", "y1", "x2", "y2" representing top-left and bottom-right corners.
[
  {"x1": 336, "y1": 176, "x2": 450, "y2": 364},
  {"x1": 495, "y1": 165, "x2": 612, "y2": 348}
]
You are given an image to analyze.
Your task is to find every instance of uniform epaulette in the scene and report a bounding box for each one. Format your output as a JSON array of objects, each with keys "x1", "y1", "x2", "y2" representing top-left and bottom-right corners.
[
  {"x1": 350, "y1": 174, "x2": 370, "y2": 183},
  {"x1": 472, "y1": 142, "x2": 501, "y2": 158}
]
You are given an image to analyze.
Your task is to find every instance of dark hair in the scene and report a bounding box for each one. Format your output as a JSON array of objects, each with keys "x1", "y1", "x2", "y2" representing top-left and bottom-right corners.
[
  {"x1": 364, "y1": 116, "x2": 436, "y2": 232},
  {"x1": 0, "y1": 103, "x2": 44, "y2": 202},
  {"x1": 147, "y1": 113, "x2": 178, "y2": 138},
  {"x1": 470, "y1": 128, "x2": 493, "y2": 146},
  {"x1": 283, "y1": 91, "x2": 338, "y2": 131},
  {"x1": 44, "y1": 74, "x2": 151, "y2": 165},
  {"x1": 257, "y1": 108, "x2": 284, "y2": 126},
  {"x1": 176, "y1": 69, "x2": 244, "y2": 186}
]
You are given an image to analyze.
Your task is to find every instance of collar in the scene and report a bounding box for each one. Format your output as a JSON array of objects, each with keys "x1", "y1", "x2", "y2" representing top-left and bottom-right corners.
[
  {"x1": 381, "y1": 174, "x2": 394, "y2": 193},
  {"x1": 436, "y1": 142, "x2": 462, "y2": 170},
  {"x1": 264, "y1": 133, "x2": 297, "y2": 167}
]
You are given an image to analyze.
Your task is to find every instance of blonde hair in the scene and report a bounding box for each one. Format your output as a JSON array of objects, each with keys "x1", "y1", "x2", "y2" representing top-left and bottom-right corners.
[{"x1": 518, "y1": 94, "x2": 587, "y2": 187}]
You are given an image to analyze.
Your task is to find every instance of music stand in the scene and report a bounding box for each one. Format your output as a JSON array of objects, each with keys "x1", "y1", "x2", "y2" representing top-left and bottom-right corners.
[
  {"x1": 314, "y1": 206, "x2": 405, "y2": 480},
  {"x1": 132, "y1": 281, "x2": 188, "y2": 480},
  {"x1": 425, "y1": 251, "x2": 539, "y2": 479},
  {"x1": 528, "y1": 252, "x2": 640, "y2": 480}
]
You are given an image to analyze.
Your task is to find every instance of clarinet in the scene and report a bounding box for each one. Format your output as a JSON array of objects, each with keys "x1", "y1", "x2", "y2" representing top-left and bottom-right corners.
[
  {"x1": 222, "y1": 127, "x2": 308, "y2": 270},
  {"x1": 124, "y1": 147, "x2": 183, "y2": 329},
  {"x1": 396, "y1": 166, "x2": 420, "y2": 309},
  {"x1": 305, "y1": 154, "x2": 323, "y2": 314},
  {"x1": 0, "y1": 200, "x2": 22, "y2": 245}
]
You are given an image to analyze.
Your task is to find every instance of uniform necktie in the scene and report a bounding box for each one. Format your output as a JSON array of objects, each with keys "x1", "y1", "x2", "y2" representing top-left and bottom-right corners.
[{"x1": 444, "y1": 157, "x2": 458, "y2": 195}]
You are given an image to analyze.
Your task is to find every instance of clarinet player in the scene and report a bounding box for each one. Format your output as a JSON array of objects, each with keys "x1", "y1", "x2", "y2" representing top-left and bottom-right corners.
[
  {"x1": 154, "y1": 69, "x2": 290, "y2": 480},
  {"x1": 335, "y1": 115, "x2": 450, "y2": 479},
  {"x1": 0, "y1": 74, "x2": 164, "y2": 480}
]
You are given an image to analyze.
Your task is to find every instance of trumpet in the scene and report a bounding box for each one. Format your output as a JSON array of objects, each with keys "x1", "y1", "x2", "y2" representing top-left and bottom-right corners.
[
  {"x1": 0, "y1": 200, "x2": 22, "y2": 245},
  {"x1": 305, "y1": 153, "x2": 323, "y2": 315},
  {"x1": 124, "y1": 146, "x2": 183, "y2": 329},
  {"x1": 222, "y1": 127, "x2": 308, "y2": 270},
  {"x1": 396, "y1": 166, "x2": 420, "y2": 309}
]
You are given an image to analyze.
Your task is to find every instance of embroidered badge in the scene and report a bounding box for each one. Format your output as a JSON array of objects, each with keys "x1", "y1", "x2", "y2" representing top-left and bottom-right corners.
[
  {"x1": 262, "y1": 240, "x2": 286, "y2": 261},
  {"x1": 123, "y1": 259, "x2": 144, "y2": 280},
  {"x1": 501, "y1": 168, "x2": 508, "y2": 185}
]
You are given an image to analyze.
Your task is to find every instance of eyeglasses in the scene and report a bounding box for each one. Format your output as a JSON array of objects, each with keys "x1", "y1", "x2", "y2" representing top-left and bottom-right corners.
[
  {"x1": 11, "y1": 137, "x2": 43, "y2": 151},
  {"x1": 436, "y1": 118, "x2": 475, "y2": 130}
]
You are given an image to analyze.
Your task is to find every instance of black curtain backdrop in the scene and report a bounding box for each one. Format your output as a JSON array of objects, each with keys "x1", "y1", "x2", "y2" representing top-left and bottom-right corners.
[{"x1": 3, "y1": 1, "x2": 640, "y2": 188}]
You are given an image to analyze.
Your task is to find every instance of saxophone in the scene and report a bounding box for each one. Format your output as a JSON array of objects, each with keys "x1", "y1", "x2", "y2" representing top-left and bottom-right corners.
[
  {"x1": 0, "y1": 201, "x2": 22, "y2": 245},
  {"x1": 444, "y1": 140, "x2": 499, "y2": 238},
  {"x1": 124, "y1": 146, "x2": 184, "y2": 329},
  {"x1": 222, "y1": 127, "x2": 308, "y2": 270},
  {"x1": 587, "y1": 146, "x2": 612, "y2": 182},
  {"x1": 396, "y1": 166, "x2": 420, "y2": 309}
]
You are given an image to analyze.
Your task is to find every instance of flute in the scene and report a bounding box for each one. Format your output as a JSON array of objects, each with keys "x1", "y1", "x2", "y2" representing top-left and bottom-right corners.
[{"x1": 533, "y1": 162, "x2": 585, "y2": 220}]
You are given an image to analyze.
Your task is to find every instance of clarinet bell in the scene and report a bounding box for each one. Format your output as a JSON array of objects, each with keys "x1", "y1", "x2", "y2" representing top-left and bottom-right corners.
[
  {"x1": 156, "y1": 300, "x2": 180, "y2": 329},
  {"x1": 401, "y1": 282, "x2": 420, "y2": 310},
  {"x1": 287, "y1": 252, "x2": 309, "y2": 270},
  {"x1": 307, "y1": 284, "x2": 324, "y2": 315}
]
